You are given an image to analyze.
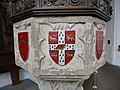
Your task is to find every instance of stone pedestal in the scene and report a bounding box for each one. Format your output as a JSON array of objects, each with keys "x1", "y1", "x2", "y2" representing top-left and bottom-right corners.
[
  {"x1": 13, "y1": 16, "x2": 106, "y2": 90},
  {"x1": 38, "y1": 79, "x2": 85, "y2": 90}
]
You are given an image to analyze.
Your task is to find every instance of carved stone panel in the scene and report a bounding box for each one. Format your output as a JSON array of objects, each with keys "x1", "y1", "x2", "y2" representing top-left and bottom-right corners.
[
  {"x1": 6, "y1": 0, "x2": 36, "y2": 17},
  {"x1": 41, "y1": 0, "x2": 87, "y2": 7},
  {"x1": 13, "y1": 16, "x2": 106, "y2": 90},
  {"x1": 13, "y1": 22, "x2": 33, "y2": 73},
  {"x1": 39, "y1": 22, "x2": 86, "y2": 77},
  {"x1": 6, "y1": 0, "x2": 112, "y2": 22},
  {"x1": 13, "y1": 16, "x2": 106, "y2": 80}
]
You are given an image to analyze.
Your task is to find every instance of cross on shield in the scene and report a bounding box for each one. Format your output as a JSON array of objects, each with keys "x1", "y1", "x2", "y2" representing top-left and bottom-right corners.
[
  {"x1": 48, "y1": 30, "x2": 75, "y2": 66},
  {"x1": 96, "y1": 31, "x2": 104, "y2": 60},
  {"x1": 18, "y1": 32, "x2": 29, "y2": 62}
]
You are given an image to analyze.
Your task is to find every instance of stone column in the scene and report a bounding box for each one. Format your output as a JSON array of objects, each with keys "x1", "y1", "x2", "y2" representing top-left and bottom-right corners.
[{"x1": 13, "y1": 16, "x2": 106, "y2": 90}]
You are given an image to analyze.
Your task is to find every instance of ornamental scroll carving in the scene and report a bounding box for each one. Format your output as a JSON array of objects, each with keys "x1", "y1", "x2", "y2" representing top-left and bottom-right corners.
[
  {"x1": 6, "y1": 0, "x2": 112, "y2": 18},
  {"x1": 91, "y1": 0, "x2": 113, "y2": 15},
  {"x1": 42, "y1": 0, "x2": 87, "y2": 6},
  {"x1": 42, "y1": 0, "x2": 112, "y2": 15},
  {"x1": 6, "y1": 0, "x2": 36, "y2": 17}
]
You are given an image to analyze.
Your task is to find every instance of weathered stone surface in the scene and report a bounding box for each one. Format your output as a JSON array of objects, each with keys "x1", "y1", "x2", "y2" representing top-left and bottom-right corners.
[{"x1": 13, "y1": 16, "x2": 106, "y2": 90}]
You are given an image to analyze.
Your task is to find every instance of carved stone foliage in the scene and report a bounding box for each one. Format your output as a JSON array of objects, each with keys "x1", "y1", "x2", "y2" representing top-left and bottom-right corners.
[
  {"x1": 6, "y1": 0, "x2": 36, "y2": 17},
  {"x1": 42, "y1": 0, "x2": 112, "y2": 16},
  {"x1": 91, "y1": 0, "x2": 113, "y2": 15},
  {"x1": 6, "y1": 0, "x2": 112, "y2": 16},
  {"x1": 42, "y1": 0, "x2": 87, "y2": 6},
  {"x1": 5, "y1": 0, "x2": 112, "y2": 22}
]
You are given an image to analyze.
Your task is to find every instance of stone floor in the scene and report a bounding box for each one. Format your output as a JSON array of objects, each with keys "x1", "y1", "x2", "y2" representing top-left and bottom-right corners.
[
  {"x1": 97, "y1": 63, "x2": 120, "y2": 90},
  {"x1": 84, "y1": 62, "x2": 120, "y2": 90},
  {"x1": 0, "y1": 79, "x2": 39, "y2": 90},
  {"x1": 0, "y1": 62, "x2": 120, "y2": 90}
]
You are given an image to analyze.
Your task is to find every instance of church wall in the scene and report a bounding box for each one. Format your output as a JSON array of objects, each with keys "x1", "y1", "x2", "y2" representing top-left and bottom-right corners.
[
  {"x1": 112, "y1": 0, "x2": 120, "y2": 66},
  {"x1": 106, "y1": 0, "x2": 120, "y2": 66},
  {"x1": 0, "y1": 72, "x2": 11, "y2": 87},
  {"x1": 106, "y1": 0, "x2": 115, "y2": 64}
]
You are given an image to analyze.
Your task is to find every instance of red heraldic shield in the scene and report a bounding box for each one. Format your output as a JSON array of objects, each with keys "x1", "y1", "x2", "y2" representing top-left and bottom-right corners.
[
  {"x1": 49, "y1": 30, "x2": 75, "y2": 66},
  {"x1": 18, "y1": 32, "x2": 29, "y2": 62},
  {"x1": 65, "y1": 50, "x2": 75, "y2": 65},
  {"x1": 96, "y1": 31, "x2": 104, "y2": 60},
  {"x1": 49, "y1": 50, "x2": 59, "y2": 64}
]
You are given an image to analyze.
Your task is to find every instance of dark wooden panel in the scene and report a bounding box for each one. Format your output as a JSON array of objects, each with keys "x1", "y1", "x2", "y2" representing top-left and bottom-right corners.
[
  {"x1": 0, "y1": 50, "x2": 20, "y2": 85},
  {"x1": 0, "y1": 0, "x2": 20, "y2": 86}
]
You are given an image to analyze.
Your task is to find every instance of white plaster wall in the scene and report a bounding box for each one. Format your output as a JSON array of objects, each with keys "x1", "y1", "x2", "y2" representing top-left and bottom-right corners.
[
  {"x1": 106, "y1": 0, "x2": 115, "y2": 64},
  {"x1": 106, "y1": 0, "x2": 120, "y2": 66},
  {"x1": 0, "y1": 69, "x2": 37, "y2": 88},
  {"x1": 0, "y1": 72, "x2": 11, "y2": 87},
  {"x1": 19, "y1": 69, "x2": 37, "y2": 83},
  {"x1": 112, "y1": 0, "x2": 120, "y2": 66}
]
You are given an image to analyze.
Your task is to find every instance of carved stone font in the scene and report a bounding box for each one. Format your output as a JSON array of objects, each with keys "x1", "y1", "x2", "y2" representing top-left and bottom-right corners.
[{"x1": 13, "y1": 16, "x2": 106, "y2": 90}]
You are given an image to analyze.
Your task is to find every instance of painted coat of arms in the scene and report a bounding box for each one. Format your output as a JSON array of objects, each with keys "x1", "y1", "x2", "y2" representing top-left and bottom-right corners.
[
  {"x1": 18, "y1": 32, "x2": 29, "y2": 62},
  {"x1": 48, "y1": 30, "x2": 75, "y2": 66}
]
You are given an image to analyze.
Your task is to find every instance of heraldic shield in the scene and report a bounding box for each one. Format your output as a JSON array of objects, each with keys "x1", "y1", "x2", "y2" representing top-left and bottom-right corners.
[
  {"x1": 48, "y1": 30, "x2": 75, "y2": 66},
  {"x1": 96, "y1": 31, "x2": 104, "y2": 60},
  {"x1": 18, "y1": 32, "x2": 29, "y2": 62}
]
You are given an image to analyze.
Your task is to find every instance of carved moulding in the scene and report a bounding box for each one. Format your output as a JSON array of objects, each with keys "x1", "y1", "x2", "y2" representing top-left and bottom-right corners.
[
  {"x1": 6, "y1": 0, "x2": 36, "y2": 17},
  {"x1": 41, "y1": 0, "x2": 87, "y2": 7},
  {"x1": 6, "y1": 0, "x2": 112, "y2": 22},
  {"x1": 13, "y1": 16, "x2": 106, "y2": 90}
]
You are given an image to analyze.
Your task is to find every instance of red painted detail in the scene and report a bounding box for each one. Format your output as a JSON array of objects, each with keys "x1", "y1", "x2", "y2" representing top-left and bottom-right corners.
[
  {"x1": 65, "y1": 50, "x2": 75, "y2": 65},
  {"x1": 49, "y1": 50, "x2": 59, "y2": 64},
  {"x1": 96, "y1": 31, "x2": 104, "y2": 60},
  {"x1": 18, "y1": 32, "x2": 29, "y2": 62},
  {"x1": 49, "y1": 32, "x2": 58, "y2": 44},
  {"x1": 48, "y1": 30, "x2": 76, "y2": 66},
  {"x1": 56, "y1": 44, "x2": 66, "y2": 50},
  {"x1": 65, "y1": 30, "x2": 75, "y2": 44}
]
